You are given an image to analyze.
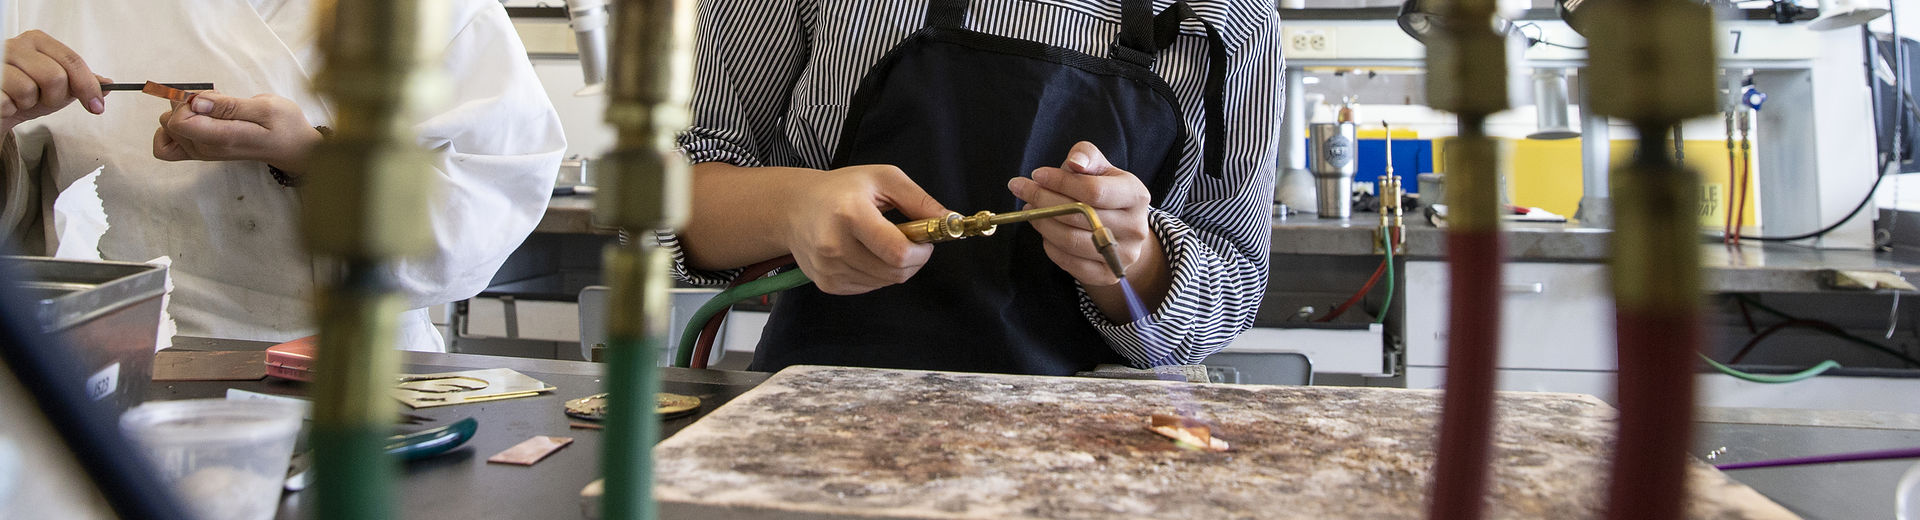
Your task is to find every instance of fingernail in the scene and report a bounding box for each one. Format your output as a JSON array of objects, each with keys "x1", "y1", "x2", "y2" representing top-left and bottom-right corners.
[
  {"x1": 1032, "y1": 168, "x2": 1052, "y2": 183},
  {"x1": 85, "y1": 97, "x2": 103, "y2": 114},
  {"x1": 191, "y1": 97, "x2": 212, "y2": 113},
  {"x1": 1068, "y1": 152, "x2": 1092, "y2": 173},
  {"x1": 1007, "y1": 177, "x2": 1026, "y2": 194}
]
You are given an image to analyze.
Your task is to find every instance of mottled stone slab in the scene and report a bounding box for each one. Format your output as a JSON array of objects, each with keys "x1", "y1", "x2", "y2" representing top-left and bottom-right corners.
[{"x1": 655, "y1": 366, "x2": 1795, "y2": 519}]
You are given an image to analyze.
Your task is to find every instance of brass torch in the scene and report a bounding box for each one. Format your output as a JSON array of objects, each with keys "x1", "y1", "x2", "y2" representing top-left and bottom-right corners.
[
  {"x1": 896, "y1": 202, "x2": 1126, "y2": 280},
  {"x1": 301, "y1": 0, "x2": 445, "y2": 517},
  {"x1": 1376, "y1": 121, "x2": 1405, "y2": 254},
  {"x1": 595, "y1": 0, "x2": 695, "y2": 519}
]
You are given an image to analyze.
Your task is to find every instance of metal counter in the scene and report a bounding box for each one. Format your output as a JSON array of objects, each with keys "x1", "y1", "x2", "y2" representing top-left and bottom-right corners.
[
  {"x1": 536, "y1": 194, "x2": 613, "y2": 235},
  {"x1": 1271, "y1": 216, "x2": 1920, "y2": 293},
  {"x1": 1695, "y1": 408, "x2": 1920, "y2": 519}
]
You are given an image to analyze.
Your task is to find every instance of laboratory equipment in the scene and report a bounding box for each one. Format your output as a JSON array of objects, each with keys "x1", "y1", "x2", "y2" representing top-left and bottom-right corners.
[
  {"x1": 1557, "y1": 0, "x2": 1877, "y2": 244},
  {"x1": 120, "y1": 399, "x2": 303, "y2": 520}
]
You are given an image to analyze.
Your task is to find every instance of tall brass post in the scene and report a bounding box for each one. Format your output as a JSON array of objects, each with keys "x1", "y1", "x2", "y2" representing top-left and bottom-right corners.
[
  {"x1": 597, "y1": 0, "x2": 695, "y2": 518},
  {"x1": 302, "y1": 1, "x2": 446, "y2": 518},
  {"x1": 1421, "y1": 0, "x2": 1510, "y2": 518},
  {"x1": 1584, "y1": 2, "x2": 1717, "y2": 519}
]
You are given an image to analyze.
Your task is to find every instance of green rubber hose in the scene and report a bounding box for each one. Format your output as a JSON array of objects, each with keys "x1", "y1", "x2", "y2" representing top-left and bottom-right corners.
[
  {"x1": 1699, "y1": 353, "x2": 1840, "y2": 384},
  {"x1": 1375, "y1": 231, "x2": 1394, "y2": 325},
  {"x1": 674, "y1": 269, "x2": 813, "y2": 368}
]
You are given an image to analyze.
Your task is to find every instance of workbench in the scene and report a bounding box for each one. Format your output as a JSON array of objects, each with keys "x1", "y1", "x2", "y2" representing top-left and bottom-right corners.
[
  {"x1": 157, "y1": 337, "x2": 1918, "y2": 519},
  {"x1": 161, "y1": 337, "x2": 768, "y2": 520}
]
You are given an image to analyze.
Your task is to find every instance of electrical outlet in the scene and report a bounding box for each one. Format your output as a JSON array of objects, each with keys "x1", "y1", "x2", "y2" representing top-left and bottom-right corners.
[{"x1": 1282, "y1": 27, "x2": 1335, "y2": 58}]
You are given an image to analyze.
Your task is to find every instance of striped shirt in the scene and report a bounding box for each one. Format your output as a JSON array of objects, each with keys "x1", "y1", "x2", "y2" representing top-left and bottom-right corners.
[{"x1": 666, "y1": 0, "x2": 1282, "y2": 368}]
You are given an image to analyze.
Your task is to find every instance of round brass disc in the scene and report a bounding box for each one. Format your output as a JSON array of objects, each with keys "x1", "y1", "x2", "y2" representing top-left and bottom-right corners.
[
  {"x1": 564, "y1": 392, "x2": 702, "y2": 421},
  {"x1": 656, "y1": 393, "x2": 701, "y2": 419}
]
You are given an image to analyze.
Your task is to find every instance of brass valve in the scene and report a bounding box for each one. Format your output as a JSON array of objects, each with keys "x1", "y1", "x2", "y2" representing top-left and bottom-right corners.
[
  {"x1": 896, "y1": 211, "x2": 997, "y2": 243},
  {"x1": 896, "y1": 202, "x2": 1127, "y2": 280}
]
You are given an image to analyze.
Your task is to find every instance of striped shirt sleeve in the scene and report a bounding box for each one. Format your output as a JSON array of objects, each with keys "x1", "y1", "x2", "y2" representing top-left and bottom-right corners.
[
  {"x1": 662, "y1": 0, "x2": 815, "y2": 286},
  {"x1": 676, "y1": 0, "x2": 812, "y2": 168},
  {"x1": 1080, "y1": 8, "x2": 1280, "y2": 368}
]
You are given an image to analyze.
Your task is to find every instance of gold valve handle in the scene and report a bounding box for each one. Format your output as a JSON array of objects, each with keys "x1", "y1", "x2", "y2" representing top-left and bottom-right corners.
[
  {"x1": 896, "y1": 211, "x2": 996, "y2": 243},
  {"x1": 895, "y1": 203, "x2": 1126, "y2": 280}
]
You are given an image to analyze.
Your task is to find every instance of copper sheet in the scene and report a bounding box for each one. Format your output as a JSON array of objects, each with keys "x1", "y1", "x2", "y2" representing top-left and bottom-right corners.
[{"x1": 486, "y1": 436, "x2": 572, "y2": 466}]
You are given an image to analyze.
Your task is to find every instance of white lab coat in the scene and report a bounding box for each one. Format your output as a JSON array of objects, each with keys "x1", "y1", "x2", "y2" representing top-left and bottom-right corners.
[{"x1": 6, "y1": 0, "x2": 565, "y2": 351}]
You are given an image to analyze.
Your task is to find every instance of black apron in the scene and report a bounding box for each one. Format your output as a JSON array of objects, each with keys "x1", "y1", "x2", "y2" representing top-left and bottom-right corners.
[{"x1": 751, "y1": 0, "x2": 1227, "y2": 376}]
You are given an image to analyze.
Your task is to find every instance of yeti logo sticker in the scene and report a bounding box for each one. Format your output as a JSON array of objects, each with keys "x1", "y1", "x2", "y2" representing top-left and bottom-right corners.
[{"x1": 1324, "y1": 135, "x2": 1353, "y2": 169}]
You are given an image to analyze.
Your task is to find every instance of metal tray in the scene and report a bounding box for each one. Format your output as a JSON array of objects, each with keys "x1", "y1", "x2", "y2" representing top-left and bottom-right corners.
[{"x1": 4, "y1": 256, "x2": 167, "y2": 410}]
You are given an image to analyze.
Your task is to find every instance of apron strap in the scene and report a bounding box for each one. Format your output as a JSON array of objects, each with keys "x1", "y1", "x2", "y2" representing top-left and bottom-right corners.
[
  {"x1": 1109, "y1": 0, "x2": 1157, "y2": 67},
  {"x1": 926, "y1": 0, "x2": 968, "y2": 28},
  {"x1": 1153, "y1": 1, "x2": 1228, "y2": 179}
]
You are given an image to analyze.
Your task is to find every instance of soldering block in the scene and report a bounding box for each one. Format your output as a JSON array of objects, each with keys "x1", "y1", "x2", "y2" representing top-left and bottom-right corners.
[{"x1": 654, "y1": 365, "x2": 1798, "y2": 519}]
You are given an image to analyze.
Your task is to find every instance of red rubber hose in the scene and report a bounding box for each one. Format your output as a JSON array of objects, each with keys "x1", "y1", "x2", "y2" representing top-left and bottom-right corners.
[
  {"x1": 1426, "y1": 229, "x2": 1503, "y2": 520},
  {"x1": 689, "y1": 255, "x2": 793, "y2": 369},
  {"x1": 1608, "y1": 308, "x2": 1700, "y2": 520},
  {"x1": 1317, "y1": 259, "x2": 1388, "y2": 323}
]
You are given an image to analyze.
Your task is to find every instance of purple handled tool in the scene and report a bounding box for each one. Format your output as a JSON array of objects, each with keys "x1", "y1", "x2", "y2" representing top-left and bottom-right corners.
[{"x1": 1716, "y1": 446, "x2": 1920, "y2": 471}]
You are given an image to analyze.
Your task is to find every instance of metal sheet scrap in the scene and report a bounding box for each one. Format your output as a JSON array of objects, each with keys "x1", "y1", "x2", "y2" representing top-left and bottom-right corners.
[
  {"x1": 1147, "y1": 413, "x2": 1229, "y2": 452},
  {"x1": 486, "y1": 435, "x2": 572, "y2": 466},
  {"x1": 391, "y1": 368, "x2": 554, "y2": 409}
]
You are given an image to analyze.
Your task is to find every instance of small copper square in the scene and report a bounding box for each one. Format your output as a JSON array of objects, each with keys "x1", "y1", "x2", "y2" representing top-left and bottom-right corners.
[{"x1": 487, "y1": 435, "x2": 574, "y2": 466}]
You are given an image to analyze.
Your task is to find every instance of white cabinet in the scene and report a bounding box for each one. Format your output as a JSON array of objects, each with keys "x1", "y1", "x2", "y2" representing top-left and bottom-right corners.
[
  {"x1": 1403, "y1": 261, "x2": 1617, "y2": 372},
  {"x1": 1223, "y1": 325, "x2": 1388, "y2": 377}
]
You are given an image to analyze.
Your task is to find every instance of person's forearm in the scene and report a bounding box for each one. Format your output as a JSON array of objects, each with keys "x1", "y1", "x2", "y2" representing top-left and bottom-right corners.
[
  {"x1": 1083, "y1": 236, "x2": 1171, "y2": 323},
  {"x1": 679, "y1": 162, "x2": 810, "y2": 271}
]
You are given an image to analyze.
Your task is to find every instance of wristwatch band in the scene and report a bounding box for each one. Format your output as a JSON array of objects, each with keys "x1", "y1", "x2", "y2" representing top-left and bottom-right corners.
[{"x1": 267, "y1": 125, "x2": 332, "y2": 188}]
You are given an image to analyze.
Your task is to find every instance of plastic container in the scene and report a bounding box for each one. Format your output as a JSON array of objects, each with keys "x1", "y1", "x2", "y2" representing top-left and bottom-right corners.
[
  {"x1": 120, "y1": 399, "x2": 302, "y2": 520},
  {"x1": 1900, "y1": 460, "x2": 1920, "y2": 520}
]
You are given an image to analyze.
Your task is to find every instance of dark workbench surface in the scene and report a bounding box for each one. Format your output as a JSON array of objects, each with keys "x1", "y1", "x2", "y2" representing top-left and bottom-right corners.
[{"x1": 159, "y1": 337, "x2": 769, "y2": 520}]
